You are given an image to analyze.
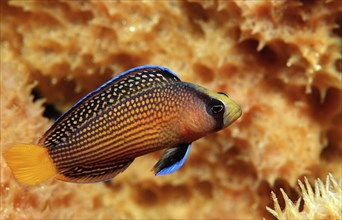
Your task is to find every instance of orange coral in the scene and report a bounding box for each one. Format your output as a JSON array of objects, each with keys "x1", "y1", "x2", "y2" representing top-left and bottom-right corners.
[{"x1": 1, "y1": 0, "x2": 341, "y2": 219}]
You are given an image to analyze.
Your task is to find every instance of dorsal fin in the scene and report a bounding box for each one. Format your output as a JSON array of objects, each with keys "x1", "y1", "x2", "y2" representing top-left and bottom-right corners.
[{"x1": 40, "y1": 66, "x2": 181, "y2": 147}]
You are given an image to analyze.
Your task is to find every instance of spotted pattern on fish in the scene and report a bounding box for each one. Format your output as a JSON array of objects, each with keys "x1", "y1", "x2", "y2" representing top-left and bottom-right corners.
[
  {"x1": 3, "y1": 65, "x2": 242, "y2": 185},
  {"x1": 49, "y1": 83, "x2": 196, "y2": 171},
  {"x1": 41, "y1": 67, "x2": 180, "y2": 148}
]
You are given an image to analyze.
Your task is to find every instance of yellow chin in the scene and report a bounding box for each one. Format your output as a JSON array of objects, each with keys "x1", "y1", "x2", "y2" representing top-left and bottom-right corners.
[{"x1": 223, "y1": 97, "x2": 242, "y2": 127}]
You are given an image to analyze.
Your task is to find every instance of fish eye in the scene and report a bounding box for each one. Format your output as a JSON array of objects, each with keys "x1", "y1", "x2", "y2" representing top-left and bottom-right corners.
[
  {"x1": 207, "y1": 99, "x2": 225, "y2": 116},
  {"x1": 218, "y1": 92, "x2": 229, "y2": 97}
]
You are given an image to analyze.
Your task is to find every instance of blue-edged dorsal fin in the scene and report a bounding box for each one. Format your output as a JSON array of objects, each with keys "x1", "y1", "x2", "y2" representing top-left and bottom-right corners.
[
  {"x1": 154, "y1": 143, "x2": 191, "y2": 176},
  {"x1": 41, "y1": 65, "x2": 181, "y2": 147}
]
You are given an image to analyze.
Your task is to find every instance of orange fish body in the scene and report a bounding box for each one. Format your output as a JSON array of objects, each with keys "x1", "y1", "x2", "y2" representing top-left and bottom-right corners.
[{"x1": 4, "y1": 66, "x2": 242, "y2": 186}]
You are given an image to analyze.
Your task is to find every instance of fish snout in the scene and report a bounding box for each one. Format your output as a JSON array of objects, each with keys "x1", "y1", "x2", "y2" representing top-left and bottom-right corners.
[{"x1": 223, "y1": 99, "x2": 242, "y2": 127}]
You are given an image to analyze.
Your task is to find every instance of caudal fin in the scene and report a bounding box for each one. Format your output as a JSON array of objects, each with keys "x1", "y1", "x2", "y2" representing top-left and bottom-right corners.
[{"x1": 3, "y1": 144, "x2": 57, "y2": 186}]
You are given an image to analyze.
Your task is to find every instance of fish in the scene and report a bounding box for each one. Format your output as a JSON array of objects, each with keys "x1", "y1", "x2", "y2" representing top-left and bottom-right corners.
[{"x1": 3, "y1": 65, "x2": 242, "y2": 186}]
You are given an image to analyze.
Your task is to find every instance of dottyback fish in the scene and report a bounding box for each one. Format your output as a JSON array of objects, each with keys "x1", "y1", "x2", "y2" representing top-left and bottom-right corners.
[{"x1": 4, "y1": 66, "x2": 242, "y2": 186}]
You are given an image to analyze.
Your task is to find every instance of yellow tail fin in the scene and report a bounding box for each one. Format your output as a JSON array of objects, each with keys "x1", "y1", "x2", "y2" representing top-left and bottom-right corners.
[{"x1": 3, "y1": 144, "x2": 57, "y2": 186}]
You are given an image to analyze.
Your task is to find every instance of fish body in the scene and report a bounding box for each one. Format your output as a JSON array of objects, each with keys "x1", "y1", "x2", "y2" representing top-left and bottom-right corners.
[{"x1": 4, "y1": 66, "x2": 242, "y2": 185}]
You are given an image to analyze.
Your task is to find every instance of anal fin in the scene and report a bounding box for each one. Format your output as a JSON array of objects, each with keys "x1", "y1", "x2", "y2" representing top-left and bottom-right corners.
[
  {"x1": 57, "y1": 159, "x2": 134, "y2": 183},
  {"x1": 153, "y1": 143, "x2": 191, "y2": 176}
]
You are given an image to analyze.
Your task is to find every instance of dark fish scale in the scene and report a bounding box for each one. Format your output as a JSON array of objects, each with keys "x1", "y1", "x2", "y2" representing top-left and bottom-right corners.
[
  {"x1": 59, "y1": 159, "x2": 132, "y2": 182},
  {"x1": 41, "y1": 68, "x2": 179, "y2": 148},
  {"x1": 51, "y1": 86, "x2": 186, "y2": 168}
]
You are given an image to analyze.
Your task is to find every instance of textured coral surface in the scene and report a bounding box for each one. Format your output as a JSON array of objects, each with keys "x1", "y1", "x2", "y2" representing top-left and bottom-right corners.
[
  {"x1": 1, "y1": 0, "x2": 341, "y2": 219},
  {"x1": 267, "y1": 174, "x2": 342, "y2": 219}
]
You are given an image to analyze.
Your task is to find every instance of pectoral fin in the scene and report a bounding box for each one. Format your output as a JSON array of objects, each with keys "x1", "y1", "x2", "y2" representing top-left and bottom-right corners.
[{"x1": 153, "y1": 143, "x2": 191, "y2": 176}]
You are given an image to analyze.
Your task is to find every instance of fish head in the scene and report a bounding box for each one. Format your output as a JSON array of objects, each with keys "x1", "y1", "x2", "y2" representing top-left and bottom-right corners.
[{"x1": 178, "y1": 83, "x2": 242, "y2": 141}]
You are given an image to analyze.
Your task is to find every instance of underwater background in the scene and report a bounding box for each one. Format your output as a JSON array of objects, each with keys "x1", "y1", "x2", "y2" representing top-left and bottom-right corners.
[{"x1": 1, "y1": 0, "x2": 341, "y2": 219}]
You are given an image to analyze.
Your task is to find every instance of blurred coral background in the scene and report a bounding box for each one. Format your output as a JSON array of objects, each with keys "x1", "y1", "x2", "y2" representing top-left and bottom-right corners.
[{"x1": 1, "y1": 0, "x2": 341, "y2": 219}]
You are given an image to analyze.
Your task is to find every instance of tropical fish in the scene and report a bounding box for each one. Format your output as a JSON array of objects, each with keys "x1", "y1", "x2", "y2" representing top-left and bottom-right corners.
[{"x1": 3, "y1": 65, "x2": 242, "y2": 186}]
